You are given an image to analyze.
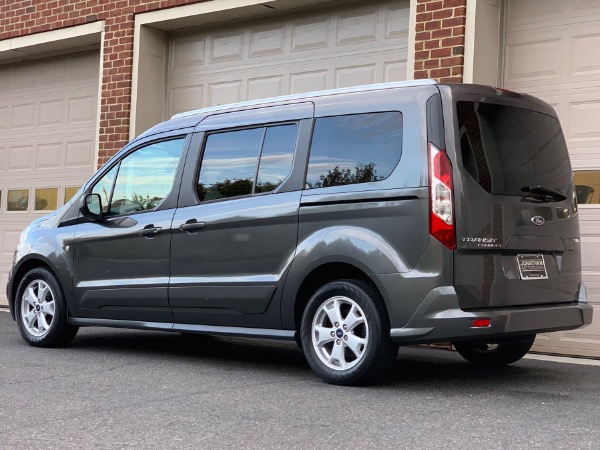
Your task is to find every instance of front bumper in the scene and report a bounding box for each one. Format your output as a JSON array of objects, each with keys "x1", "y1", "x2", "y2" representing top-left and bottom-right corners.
[{"x1": 390, "y1": 285, "x2": 593, "y2": 345}]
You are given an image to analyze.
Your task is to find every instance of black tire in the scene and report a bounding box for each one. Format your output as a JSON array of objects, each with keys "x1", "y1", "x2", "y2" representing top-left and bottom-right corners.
[
  {"x1": 14, "y1": 267, "x2": 79, "y2": 348},
  {"x1": 453, "y1": 335, "x2": 536, "y2": 367},
  {"x1": 300, "y1": 280, "x2": 397, "y2": 386}
]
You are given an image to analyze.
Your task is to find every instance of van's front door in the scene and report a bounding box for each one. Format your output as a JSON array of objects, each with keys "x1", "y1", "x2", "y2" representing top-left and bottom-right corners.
[
  {"x1": 169, "y1": 107, "x2": 312, "y2": 328},
  {"x1": 72, "y1": 137, "x2": 188, "y2": 322}
]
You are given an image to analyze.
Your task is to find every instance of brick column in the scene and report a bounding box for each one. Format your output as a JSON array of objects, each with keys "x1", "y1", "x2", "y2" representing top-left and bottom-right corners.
[{"x1": 413, "y1": 0, "x2": 467, "y2": 82}]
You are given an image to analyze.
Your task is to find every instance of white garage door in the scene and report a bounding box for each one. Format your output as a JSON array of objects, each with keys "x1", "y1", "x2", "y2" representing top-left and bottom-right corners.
[
  {"x1": 503, "y1": 0, "x2": 600, "y2": 357},
  {"x1": 0, "y1": 51, "x2": 100, "y2": 307},
  {"x1": 167, "y1": 0, "x2": 409, "y2": 116}
]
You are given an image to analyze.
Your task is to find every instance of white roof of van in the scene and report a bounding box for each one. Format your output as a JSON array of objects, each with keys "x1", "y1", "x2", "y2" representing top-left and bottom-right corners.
[{"x1": 171, "y1": 79, "x2": 437, "y2": 119}]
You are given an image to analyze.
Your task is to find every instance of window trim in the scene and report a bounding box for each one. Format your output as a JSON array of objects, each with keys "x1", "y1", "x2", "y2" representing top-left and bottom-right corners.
[
  {"x1": 88, "y1": 135, "x2": 188, "y2": 219},
  {"x1": 304, "y1": 110, "x2": 404, "y2": 190},
  {"x1": 193, "y1": 121, "x2": 299, "y2": 205}
]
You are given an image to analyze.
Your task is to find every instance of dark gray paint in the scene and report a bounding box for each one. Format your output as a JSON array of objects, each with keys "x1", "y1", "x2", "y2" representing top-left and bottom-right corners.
[
  {"x1": 6, "y1": 81, "x2": 592, "y2": 349},
  {"x1": 73, "y1": 208, "x2": 176, "y2": 322}
]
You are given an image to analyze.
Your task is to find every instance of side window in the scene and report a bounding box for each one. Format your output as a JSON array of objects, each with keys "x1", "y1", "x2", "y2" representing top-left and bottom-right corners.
[
  {"x1": 256, "y1": 124, "x2": 297, "y2": 193},
  {"x1": 197, "y1": 128, "x2": 263, "y2": 202},
  {"x1": 305, "y1": 112, "x2": 403, "y2": 188},
  {"x1": 92, "y1": 138, "x2": 185, "y2": 216},
  {"x1": 197, "y1": 124, "x2": 297, "y2": 201}
]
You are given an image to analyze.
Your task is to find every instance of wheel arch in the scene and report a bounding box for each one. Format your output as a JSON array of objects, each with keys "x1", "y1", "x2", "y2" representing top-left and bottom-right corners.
[
  {"x1": 285, "y1": 261, "x2": 387, "y2": 332},
  {"x1": 9, "y1": 256, "x2": 69, "y2": 320}
]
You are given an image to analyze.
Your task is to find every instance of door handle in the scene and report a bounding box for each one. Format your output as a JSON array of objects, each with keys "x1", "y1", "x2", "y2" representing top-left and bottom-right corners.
[
  {"x1": 139, "y1": 225, "x2": 163, "y2": 237},
  {"x1": 179, "y1": 219, "x2": 206, "y2": 233}
]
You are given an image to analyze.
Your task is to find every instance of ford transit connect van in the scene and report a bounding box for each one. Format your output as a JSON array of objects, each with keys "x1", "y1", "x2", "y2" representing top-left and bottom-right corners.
[{"x1": 6, "y1": 80, "x2": 592, "y2": 385}]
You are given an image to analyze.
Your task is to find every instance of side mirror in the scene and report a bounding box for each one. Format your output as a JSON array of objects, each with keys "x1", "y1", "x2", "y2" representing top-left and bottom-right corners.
[{"x1": 80, "y1": 193, "x2": 104, "y2": 221}]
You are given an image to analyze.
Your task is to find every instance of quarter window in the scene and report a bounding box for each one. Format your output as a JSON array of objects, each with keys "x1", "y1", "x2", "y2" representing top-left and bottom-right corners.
[
  {"x1": 256, "y1": 125, "x2": 297, "y2": 193},
  {"x1": 197, "y1": 124, "x2": 297, "y2": 201},
  {"x1": 305, "y1": 112, "x2": 403, "y2": 188},
  {"x1": 92, "y1": 138, "x2": 185, "y2": 216}
]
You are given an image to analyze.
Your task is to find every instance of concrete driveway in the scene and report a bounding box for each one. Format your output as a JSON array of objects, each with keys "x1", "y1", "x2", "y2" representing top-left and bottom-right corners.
[{"x1": 1, "y1": 311, "x2": 599, "y2": 449}]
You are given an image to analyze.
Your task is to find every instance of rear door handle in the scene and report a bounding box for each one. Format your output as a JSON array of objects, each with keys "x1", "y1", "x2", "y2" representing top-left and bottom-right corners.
[
  {"x1": 139, "y1": 225, "x2": 163, "y2": 237},
  {"x1": 180, "y1": 219, "x2": 206, "y2": 233}
]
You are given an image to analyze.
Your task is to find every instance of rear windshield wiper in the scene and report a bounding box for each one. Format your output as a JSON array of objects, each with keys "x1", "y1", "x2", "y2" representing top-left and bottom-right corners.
[{"x1": 520, "y1": 186, "x2": 567, "y2": 201}]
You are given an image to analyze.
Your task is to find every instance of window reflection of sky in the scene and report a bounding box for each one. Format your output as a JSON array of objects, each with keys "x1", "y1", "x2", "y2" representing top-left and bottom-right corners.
[
  {"x1": 306, "y1": 112, "x2": 403, "y2": 186},
  {"x1": 93, "y1": 139, "x2": 185, "y2": 210},
  {"x1": 111, "y1": 139, "x2": 184, "y2": 202},
  {"x1": 200, "y1": 128, "x2": 263, "y2": 186},
  {"x1": 258, "y1": 125, "x2": 296, "y2": 187},
  {"x1": 199, "y1": 125, "x2": 297, "y2": 194}
]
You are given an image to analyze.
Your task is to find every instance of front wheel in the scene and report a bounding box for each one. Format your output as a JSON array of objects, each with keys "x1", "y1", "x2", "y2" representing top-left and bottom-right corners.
[
  {"x1": 453, "y1": 335, "x2": 536, "y2": 367},
  {"x1": 15, "y1": 267, "x2": 79, "y2": 347},
  {"x1": 300, "y1": 280, "x2": 397, "y2": 385}
]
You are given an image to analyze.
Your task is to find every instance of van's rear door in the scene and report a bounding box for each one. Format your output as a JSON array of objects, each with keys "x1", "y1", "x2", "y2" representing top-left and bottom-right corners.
[{"x1": 439, "y1": 85, "x2": 581, "y2": 309}]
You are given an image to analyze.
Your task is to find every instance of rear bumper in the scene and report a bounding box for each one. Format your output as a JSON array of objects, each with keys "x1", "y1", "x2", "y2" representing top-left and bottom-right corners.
[{"x1": 390, "y1": 285, "x2": 593, "y2": 345}]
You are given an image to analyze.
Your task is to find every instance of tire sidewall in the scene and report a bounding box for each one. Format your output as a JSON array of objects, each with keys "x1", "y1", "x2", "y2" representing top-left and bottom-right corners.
[
  {"x1": 15, "y1": 268, "x2": 68, "y2": 346},
  {"x1": 301, "y1": 280, "x2": 389, "y2": 385}
]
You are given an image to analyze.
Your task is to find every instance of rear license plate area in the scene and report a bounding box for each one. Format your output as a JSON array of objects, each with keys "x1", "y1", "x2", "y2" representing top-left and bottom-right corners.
[{"x1": 516, "y1": 254, "x2": 548, "y2": 280}]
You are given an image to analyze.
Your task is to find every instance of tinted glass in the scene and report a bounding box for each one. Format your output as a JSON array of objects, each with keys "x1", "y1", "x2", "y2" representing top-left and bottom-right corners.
[
  {"x1": 197, "y1": 128, "x2": 263, "y2": 201},
  {"x1": 35, "y1": 188, "x2": 58, "y2": 211},
  {"x1": 305, "y1": 112, "x2": 403, "y2": 188},
  {"x1": 107, "y1": 138, "x2": 185, "y2": 215},
  {"x1": 7, "y1": 189, "x2": 29, "y2": 212},
  {"x1": 256, "y1": 124, "x2": 297, "y2": 193},
  {"x1": 457, "y1": 101, "x2": 572, "y2": 196},
  {"x1": 574, "y1": 171, "x2": 600, "y2": 204},
  {"x1": 64, "y1": 187, "x2": 81, "y2": 204}
]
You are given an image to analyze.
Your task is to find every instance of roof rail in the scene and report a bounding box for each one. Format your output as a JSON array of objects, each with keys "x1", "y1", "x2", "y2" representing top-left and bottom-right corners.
[{"x1": 171, "y1": 79, "x2": 437, "y2": 119}]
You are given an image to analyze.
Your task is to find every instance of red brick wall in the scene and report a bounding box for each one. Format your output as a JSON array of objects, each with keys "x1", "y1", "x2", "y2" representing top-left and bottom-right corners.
[
  {"x1": 0, "y1": 0, "x2": 207, "y2": 166},
  {"x1": 413, "y1": 0, "x2": 467, "y2": 83}
]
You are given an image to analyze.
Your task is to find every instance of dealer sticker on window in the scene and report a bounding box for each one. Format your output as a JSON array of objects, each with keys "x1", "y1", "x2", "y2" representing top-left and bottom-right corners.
[{"x1": 516, "y1": 254, "x2": 548, "y2": 280}]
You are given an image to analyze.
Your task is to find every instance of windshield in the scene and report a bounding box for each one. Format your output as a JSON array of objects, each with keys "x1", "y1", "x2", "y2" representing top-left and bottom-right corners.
[{"x1": 456, "y1": 101, "x2": 572, "y2": 197}]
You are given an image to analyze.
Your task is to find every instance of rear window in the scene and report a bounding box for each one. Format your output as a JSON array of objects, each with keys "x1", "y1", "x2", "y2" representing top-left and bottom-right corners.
[
  {"x1": 305, "y1": 112, "x2": 402, "y2": 189},
  {"x1": 456, "y1": 101, "x2": 572, "y2": 196}
]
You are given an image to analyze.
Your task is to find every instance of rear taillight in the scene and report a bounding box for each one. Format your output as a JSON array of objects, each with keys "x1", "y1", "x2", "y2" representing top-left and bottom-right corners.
[{"x1": 429, "y1": 142, "x2": 456, "y2": 250}]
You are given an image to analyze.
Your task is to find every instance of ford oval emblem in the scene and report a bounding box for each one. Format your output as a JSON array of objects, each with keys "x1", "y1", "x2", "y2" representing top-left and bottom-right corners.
[{"x1": 531, "y1": 216, "x2": 545, "y2": 226}]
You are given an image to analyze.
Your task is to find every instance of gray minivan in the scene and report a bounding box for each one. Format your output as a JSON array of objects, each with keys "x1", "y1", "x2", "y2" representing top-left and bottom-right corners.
[{"x1": 6, "y1": 80, "x2": 593, "y2": 385}]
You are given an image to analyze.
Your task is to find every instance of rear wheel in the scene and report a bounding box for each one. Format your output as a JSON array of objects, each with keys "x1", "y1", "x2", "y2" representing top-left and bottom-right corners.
[
  {"x1": 15, "y1": 268, "x2": 78, "y2": 347},
  {"x1": 300, "y1": 280, "x2": 397, "y2": 385},
  {"x1": 453, "y1": 336, "x2": 536, "y2": 367}
]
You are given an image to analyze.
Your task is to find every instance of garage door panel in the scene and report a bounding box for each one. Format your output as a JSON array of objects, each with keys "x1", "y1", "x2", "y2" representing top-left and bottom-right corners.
[
  {"x1": 249, "y1": 26, "x2": 285, "y2": 58},
  {"x1": 168, "y1": 0, "x2": 409, "y2": 116},
  {"x1": 336, "y1": 8, "x2": 379, "y2": 45},
  {"x1": 504, "y1": 37, "x2": 563, "y2": 85},
  {"x1": 209, "y1": 31, "x2": 244, "y2": 64},
  {"x1": 505, "y1": 24, "x2": 600, "y2": 90},
  {"x1": 289, "y1": 70, "x2": 328, "y2": 94},
  {"x1": 0, "y1": 52, "x2": 99, "y2": 306},
  {"x1": 334, "y1": 63, "x2": 377, "y2": 88},
  {"x1": 291, "y1": 18, "x2": 330, "y2": 52},
  {"x1": 572, "y1": 32, "x2": 600, "y2": 77},
  {"x1": 505, "y1": 0, "x2": 600, "y2": 357},
  {"x1": 507, "y1": 0, "x2": 600, "y2": 33},
  {"x1": 248, "y1": 75, "x2": 284, "y2": 100},
  {"x1": 384, "y1": 60, "x2": 408, "y2": 82}
]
